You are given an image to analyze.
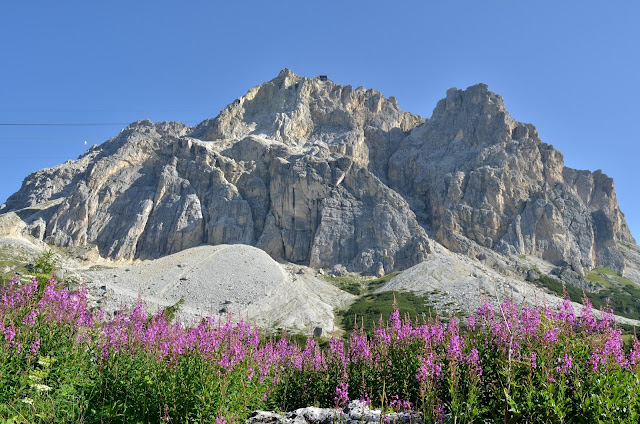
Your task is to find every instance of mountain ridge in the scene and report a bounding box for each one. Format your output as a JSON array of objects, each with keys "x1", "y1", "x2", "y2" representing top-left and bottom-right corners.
[{"x1": 0, "y1": 69, "x2": 635, "y2": 280}]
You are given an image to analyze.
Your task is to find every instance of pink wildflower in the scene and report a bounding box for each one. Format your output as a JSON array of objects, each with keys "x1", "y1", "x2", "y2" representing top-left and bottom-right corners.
[
  {"x1": 465, "y1": 348, "x2": 482, "y2": 378},
  {"x1": 334, "y1": 381, "x2": 349, "y2": 407},
  {"x1": 555, "y1": 353, "x2": 572, "y2": 374},
  {"x1": 417, "y1": 352, "x2": 442, "y2": 381}
]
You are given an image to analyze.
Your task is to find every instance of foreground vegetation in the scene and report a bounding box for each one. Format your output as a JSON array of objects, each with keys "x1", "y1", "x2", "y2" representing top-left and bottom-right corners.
[{"x1": 1, "y1": 276, "x2": 640, "y2": 423}]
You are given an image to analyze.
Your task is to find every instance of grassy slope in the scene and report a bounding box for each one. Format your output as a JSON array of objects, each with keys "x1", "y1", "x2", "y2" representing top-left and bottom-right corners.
[{"x1": 530, "y1": 267, "x2": 640, "y2": 321}]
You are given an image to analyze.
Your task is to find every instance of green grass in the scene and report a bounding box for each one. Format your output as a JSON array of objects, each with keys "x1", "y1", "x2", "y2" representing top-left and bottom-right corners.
[
  {"x1": 327, "y1": 271, "x2": 420, "y2": 334},
  {"x1": 530, "y1": 269, "x2": 640, "y2": 321},
  {"x1": 322, "y1": 275, "x2": 360, "y2": 285},
  {"x1": 585, "y1": 267, "x2": 635, "y2": 287},
  {"x1": 0, "y1": 259, "x2": 26, "y2": 274},
  {"x1": 0, "y1": 246, "x2": 34, "y2": 281},
  {"x1": 620, "y1": 241, "x2": 638, "y2": 250},
  {"x1": 338, "y1": 291, "x2": 433, "y2": 333},
  {"x1": 366, "y1": 271, "x2": 401, "y2": 291},
  {"x1": 322, "y1": 274, "x2": 363, "y2": 295},
  {"x1": 323, "y1": 271, "x2": 402, "y2": 297}
]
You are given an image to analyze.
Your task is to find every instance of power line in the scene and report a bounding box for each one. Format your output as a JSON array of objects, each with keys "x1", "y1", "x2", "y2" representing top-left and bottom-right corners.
[
  {"x1": 0, "y1": 137, "x2": 63, "y2": 140},
  {"x1": 0, "y1": 123, "x2": 129, "y2": 126},
  {"x1": 0, "y1": 121, "x2": 199, "y2": 127}
]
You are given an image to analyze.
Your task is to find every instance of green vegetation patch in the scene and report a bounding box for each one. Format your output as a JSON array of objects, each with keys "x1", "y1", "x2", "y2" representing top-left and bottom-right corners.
[
  {"x1": 322, "y1": 274, "x2": 362, "y2": 295},
  {"x1": 338, "y1": 290, "x2": 433, "y2": 333},
  {"x1": 585, "y1": 267, "x2": 635, "y2": 287},
  {"x1": 366, "y1": 271, "x2": 401, "y2": 291},
  {"x1": 322, "y1": 275, "x2": 360, "y2": 286},
  {"x1": 32, "y1": 248, "x2": 57, "y2": 275},
  {"x1": 530, "y1": 269, "x2": 640, "y2": 321},
  {"x1": 323, "y1": 271, "x2": 402, "y2": 296},
  {"x1": 0, "y1": 245, "x2": 35, "y2": 282},
  {"x1": 162, "y1": 297, "x2": 185, "y2": 322},
  {"x1": 619, "y1": 241, "x2": 639, "y2": 251}
]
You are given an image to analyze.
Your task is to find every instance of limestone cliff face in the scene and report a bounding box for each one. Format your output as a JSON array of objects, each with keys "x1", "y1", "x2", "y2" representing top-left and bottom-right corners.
[
  {"x1": 388, "y1": 84, "x2": 634, "y2": 274},
  {"x1": 1, "y1": 71, "x2": 635, "y2": 276},
  {"x1": 3, "y1": 115, "x2": 429, "y2": 274}
]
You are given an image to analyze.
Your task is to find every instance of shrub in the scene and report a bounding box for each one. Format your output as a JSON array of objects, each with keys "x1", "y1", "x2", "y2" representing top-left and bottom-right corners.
[{"x1": 32, "y1": 248, "x2": 57, "y2": 275}]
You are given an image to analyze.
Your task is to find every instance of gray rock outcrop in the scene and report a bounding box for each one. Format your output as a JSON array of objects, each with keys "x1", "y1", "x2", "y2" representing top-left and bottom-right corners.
[
  {"x1": 3, "y1": 106, "x2": 429, "y2": 274},
  {"x1": 192, "y1": 68, "x2": 425, "y2": 182},
  {"x1": 388, "y1": 84, "x2": 634, "y2": 274}
]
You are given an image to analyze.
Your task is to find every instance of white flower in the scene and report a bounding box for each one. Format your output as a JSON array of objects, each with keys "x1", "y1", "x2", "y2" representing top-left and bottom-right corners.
[
  {"x1": 37, "y1": 356, "x2": 55, "y2": 367},
  {"x1": 30, "y1": 383, "x2": 52, "y2": 392}
]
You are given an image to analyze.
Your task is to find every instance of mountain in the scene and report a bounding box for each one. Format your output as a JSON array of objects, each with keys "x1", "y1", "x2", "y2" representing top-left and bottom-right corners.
[
  {"x1": 388, "y1": 84, "x2": 635, "y2": 275},
  {"x1": 0, "y1": 69, "x2": 636, "y2": 286}
]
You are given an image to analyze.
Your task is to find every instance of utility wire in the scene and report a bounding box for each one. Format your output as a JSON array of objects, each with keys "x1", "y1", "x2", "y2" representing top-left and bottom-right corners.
[
  {"x1": 0, "y1": 137, "x2": 63, "y2": 140},
  {"x1": 0, "y1": 123, "x2": 129, "y2": 126},
  {"x1": 0, "y1": 121, "x2": 199, "y2": 126}
]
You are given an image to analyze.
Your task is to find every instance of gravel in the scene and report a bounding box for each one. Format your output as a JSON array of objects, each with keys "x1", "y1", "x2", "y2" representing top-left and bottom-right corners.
[{"x1": 82, "y1": 244, "x2": 354, "y2": 333}]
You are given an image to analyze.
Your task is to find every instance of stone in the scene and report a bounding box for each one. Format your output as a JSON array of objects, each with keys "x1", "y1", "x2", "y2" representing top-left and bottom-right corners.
[
  {"x1": 3, "y1": 122, "x2": 430, "y2": 274},
  {"x1": 330, "y1": 264, "x2": 348, "y2": 277},
  {"x1": 244, "y1": 401, "x2": 423, "y2": 424},
  {"x1": 375, "y1": 262, "x2": 385, "y2": 278},
  {"x1": 285, "y1": 407, "x2": 337, "y2": 424},
  {"x1": 551, "y1": 266, "x2": 600, "y2": 292},
  {"x1": 28, "y1": 218, "x2": 46, "y2": 240},
  {"x1": 246, "y1": 411, "x2": 283, "y2": 424},
  {"x1": 52, "y1": 269, "x2": 64, "y2": 282},
  {"x1": 191, "y1": 68, "x2": 425, "y2": 183}
]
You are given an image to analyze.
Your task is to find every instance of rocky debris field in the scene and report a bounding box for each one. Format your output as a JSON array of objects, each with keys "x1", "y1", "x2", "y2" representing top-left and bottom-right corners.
[
  {"x1": 246, "y1": 400, "x2": 422, "y2": 424},
  {"x1": 82, "y1": 244, "x2": 355, "y2": 333}
]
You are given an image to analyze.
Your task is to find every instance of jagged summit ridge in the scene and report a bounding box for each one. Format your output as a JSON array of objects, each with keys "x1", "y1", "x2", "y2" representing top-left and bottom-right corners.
[
  {"x1": 0, "y1": 70, "x2": 635, "y2": 278},
  {"x1": 191, "y1": 69, "x2": 425, "y2": 181},
  {"x1": 192, "y1": 68, "x2": 423, "y2": 142},
  {"x1": 389, "y1": 83, "x2": 633, "y2": 274},
  {"x1": 429, "y1": 83, "x2": 533, "y2": 147}
]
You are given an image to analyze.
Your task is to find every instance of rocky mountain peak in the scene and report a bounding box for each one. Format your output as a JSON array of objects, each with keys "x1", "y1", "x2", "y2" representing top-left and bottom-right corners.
[
  {"x1": 275, "y1": 67, "x2": 301, "y2": 84},
  {"x1": 1, "y1": 73, "x2": 636, "y2": 279},
  {"x1": 389, "y1": 83, "x2": 633, "y2": 274},
  {"x1": 424, "y1": 83, "x2": 534, "y2": 148},
  {"x1": 191, "y1": 69, "x2": 425, "y2": 145},
  {"x1": 191, "y1": 69, "x2": 425, "y2": 180}
]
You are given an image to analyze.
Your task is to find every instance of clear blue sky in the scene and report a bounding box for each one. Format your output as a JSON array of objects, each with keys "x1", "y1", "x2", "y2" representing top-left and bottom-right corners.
[{"x1": 1, "y1": 1, "x2": 638, "y2": 241}]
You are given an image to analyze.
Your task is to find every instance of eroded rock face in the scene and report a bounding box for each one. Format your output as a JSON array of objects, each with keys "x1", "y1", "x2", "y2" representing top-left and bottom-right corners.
[
  {"x1": 388, "y1": 83, "x2": 634, "y2": 274},
  {"x1": 4, "y1": 117, "x2": 429, "y2": 274},
  {"x1": 2, "y1": 71, "x2": 635, "y2": 276}
]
